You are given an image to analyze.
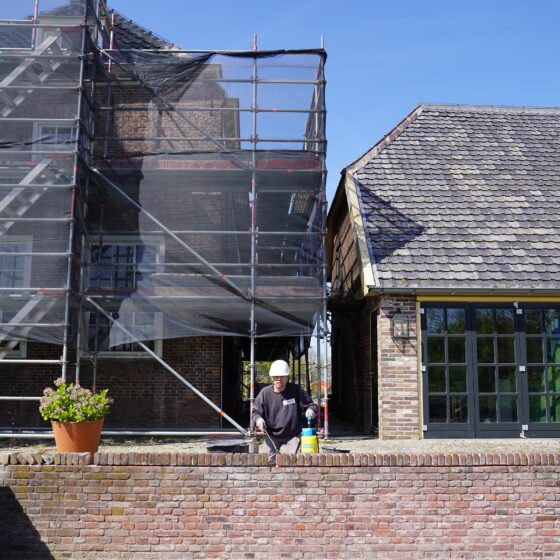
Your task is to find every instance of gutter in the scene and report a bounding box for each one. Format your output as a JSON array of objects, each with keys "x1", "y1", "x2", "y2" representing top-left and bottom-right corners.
[{"x1": 368, "y1": 286, "x2": 560, "y2": 296}]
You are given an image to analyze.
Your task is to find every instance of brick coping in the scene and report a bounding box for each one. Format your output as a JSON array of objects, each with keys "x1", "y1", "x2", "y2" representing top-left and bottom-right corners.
[{"x1": 2, "y1": 451, "x2": 560, "y2": 467}]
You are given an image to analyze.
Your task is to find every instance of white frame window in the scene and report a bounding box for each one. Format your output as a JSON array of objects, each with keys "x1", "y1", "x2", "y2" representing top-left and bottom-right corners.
[
  {"x1": 32, "y1": 122, "x2": 77, "y2": 160},
  {"x1": 34, "y1": 17, "x2": 82, "y2": 52},
  {"x1": 87, "y1": 236, "x2": 165, "y2": 358},
  {"x1": 0, "y1": 236, "x2": 32, "y2": 289},
  {"x1": 0, "y1": 338, "x2": 28, "y2": 359},
  {"x1": 0, "y1": 236, "x2": 32, "y2": 358}
]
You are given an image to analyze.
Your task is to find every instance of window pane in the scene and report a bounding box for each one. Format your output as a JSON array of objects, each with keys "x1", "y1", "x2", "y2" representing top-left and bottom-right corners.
[
  {"x1": 499, "y1": 396, "x2": 518, "y2": 422},
  {"x1": 428, "y1": 366, "x2": 446, "y2": 392},
  {"x1": 547, "y1": 339, "x2": 560, "y2": 363},
  {"x1": 449, "y1": 366, "x2": 467, "y2": 392},
  {"x1": 448, "y1": 337, "x2": 465, "y2": 363},
  {"x1": 427, "y1": 337, "x2": 445, "y2": 363},
  {"x1": 548, "y1": 367, "x2": 560, "y2": 393},
  {"x1": 526, "y1": 338, "x2": 543, "y2": 363},
  {"x1": 475, "y1": 308, "x2": 493, "y2": 334},
  {"x1": 450, "y1": 395, "x2": 468, "y2": 423},
  {"x1": 544, "y1": 309, "x2": 560, "y2": 335},
  {"x1": 447, "y1": 308, "x2": 465, "y2": 334},
  {"x1": 527, "y1": 367, "x2": 545, "y2": 393},
  {"x1": 497, "y1": 337, "x2": 515, "y2": 363},
  {"x1": 477, "y1": 337, "x2": 494, "y2": 363},
  {"x1": 427, "y1": 308, "x2": 444, "y2": 334},
  {"x1": 525, "y1": 309, "x2": 541, "y2": 334},
  {"x1": 496, "y1": 309, "x2": 514, "y2": 334},
  {"x1": 429, "y1": 397, "x2": 447, "y2": 423},
  {"x1": 479, "y1": 396, "x2": 497, "y2": 423},
  {"x1": 549, "y1": 396, "x2": 560, "y2": 423},
  {"x1": 529, "y1": 396, "x2": 547, "y2": 423},
  {"x1": 498, "y1": 366, "x2": 516, "y2": 393},
  {"x1": 57, "y1": 127, "x2": 74, "y2": 142},
  {"x1": 478, "y1": 366, "x2": 496, "y2": 393}
]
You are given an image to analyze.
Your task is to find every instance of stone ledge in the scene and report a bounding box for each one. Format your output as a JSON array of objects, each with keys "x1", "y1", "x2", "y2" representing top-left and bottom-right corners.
[
  {"x1": 276, "y1": 452, "x2": 560, "y2": 467},
  {"x1": 92, "y1": 451, "x2": 271, "y2": 466},
  {"x1": 3, "y1": 451, "x2": 559, "y2": 467},
  {"x1": 1, "y1": 451, "x2": 92, "y2": 466}
]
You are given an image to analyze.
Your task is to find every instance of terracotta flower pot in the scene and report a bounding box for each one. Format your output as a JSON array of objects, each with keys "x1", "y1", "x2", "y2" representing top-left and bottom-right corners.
[{"x1": 51, "y1": 418, "x2": 104, "y2": 455}]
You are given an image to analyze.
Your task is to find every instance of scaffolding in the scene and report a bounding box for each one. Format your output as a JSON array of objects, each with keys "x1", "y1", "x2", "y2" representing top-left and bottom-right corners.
[{"x1": 0, "y1": 0, "x2": 329, "y2": 438}]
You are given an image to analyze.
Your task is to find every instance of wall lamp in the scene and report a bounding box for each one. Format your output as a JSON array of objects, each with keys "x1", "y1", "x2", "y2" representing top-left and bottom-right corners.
[{"x1": 391, "y1": 309, "x2": 410, "y2": 339}]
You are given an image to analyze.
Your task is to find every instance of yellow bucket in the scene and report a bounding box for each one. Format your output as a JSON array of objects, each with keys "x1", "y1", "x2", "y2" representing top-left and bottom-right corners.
[{"x1": 301, "y1": 428, "x2": 319, "y2": 454}]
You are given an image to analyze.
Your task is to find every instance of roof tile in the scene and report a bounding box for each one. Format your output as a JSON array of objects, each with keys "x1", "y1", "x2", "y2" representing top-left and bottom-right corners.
[{"x1": 353, "y1": 104, "x2": 560, "y2": 290}]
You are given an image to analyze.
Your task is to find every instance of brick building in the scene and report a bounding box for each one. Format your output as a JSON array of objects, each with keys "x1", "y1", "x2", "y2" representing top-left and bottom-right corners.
[
  {"x1": 328, "y1": 104, "x2": 560, "y2": 439},
  {"x1": 0, "y1": 1, "x2": 327, "y2": 433}
]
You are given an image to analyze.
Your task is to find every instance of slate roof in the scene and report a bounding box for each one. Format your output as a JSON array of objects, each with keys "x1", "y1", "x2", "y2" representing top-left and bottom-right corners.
[
  {"x1": 43, "y1": 1, "x2": 176, "y2": 48},
  {"x1": 0, "y1": 2, "x2": 175, "y2": 50},
  {"x1": 112, "y1": 12, "x2": 176, "y2": 50},
  {"x1": 349, "y1": 104, "x2": 560, "y2": 291}
]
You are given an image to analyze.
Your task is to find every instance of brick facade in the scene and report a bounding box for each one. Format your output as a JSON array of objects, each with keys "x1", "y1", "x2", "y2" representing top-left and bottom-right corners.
[
  {"x1": 0, "y1": 337, "x2": 223, "y2": 429},
  {"x1": 377, "y1": 295, "x2": 420, "y2": 439},
  {"x1": 1, "y1": 452, "x2": 559, "y2": 559}
]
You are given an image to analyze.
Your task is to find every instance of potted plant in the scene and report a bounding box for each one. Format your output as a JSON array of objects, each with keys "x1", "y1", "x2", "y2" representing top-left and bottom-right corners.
[{"x1": 39, "y1": 378, "x2": 113, "y2": 455}]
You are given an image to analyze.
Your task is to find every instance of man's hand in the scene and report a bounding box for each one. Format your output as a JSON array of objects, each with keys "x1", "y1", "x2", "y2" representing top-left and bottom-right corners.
[
  {"x1": 305, "y1": 408, "x2": 316, "y2": 419},
  {"x1": 255, "y1": 417, "x2": 266, "y2": 433}
]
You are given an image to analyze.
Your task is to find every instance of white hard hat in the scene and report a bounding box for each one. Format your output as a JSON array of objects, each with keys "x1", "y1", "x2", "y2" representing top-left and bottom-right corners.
[{"x1": 269, "y1": 359, "x2": 290, "y2": 377}]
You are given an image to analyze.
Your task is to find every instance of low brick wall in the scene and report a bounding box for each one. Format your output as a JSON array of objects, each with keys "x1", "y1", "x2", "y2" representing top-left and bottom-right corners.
[{"x1": 1, "y1": 452, "x2": 560, "y2": 559}]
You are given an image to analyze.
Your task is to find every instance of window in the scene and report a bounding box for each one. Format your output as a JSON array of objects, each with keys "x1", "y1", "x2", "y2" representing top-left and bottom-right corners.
[
  {"x1": 33, "y1": 122, "x2": 77, "y2": 159},
  {"x1": 422, "y1": 303, "x2": 560, "y2": 438},
  {"x1": 0, "y1": 237, "x2": 31, "y2": 289},
  {"x1": 34, "y1": 21, "x2": 81, "y2": 52},
  {"x1": 0, "y1": 237, "x2": 32, "y2": 357},
  {"x1": 90, "y1": 243, "x2": 159, "y2": 289},
  {"x1": 424, "y1": 307, "x2": 469, "y2": 427},
  {"x1": 0, "y1": 339, "x2": 27, "y2": 359},
  {"x1": 87, "y1": 238, "x2": 164, "y2": 358},
  {"x1": 524, "y1": 308, "x2": 560, "y2": 424}
]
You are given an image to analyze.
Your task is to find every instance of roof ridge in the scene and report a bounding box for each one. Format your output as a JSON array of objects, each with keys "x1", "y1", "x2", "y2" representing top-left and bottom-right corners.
[
  {"x1": 345, "y1": 104, "x2": 425, "y2": 174},
  {"x1": 421, "y1": 103, "x2": 560, "y2": 114}
]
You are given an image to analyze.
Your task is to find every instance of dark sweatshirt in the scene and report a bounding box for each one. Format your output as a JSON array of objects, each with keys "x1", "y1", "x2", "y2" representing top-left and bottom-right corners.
[{"x1": 252, "y1": 382, "x2": 318, "y2": 441}]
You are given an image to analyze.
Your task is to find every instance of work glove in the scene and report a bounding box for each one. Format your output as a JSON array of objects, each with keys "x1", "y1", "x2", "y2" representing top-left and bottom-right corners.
[
  {"x1": 255, "y1": 418, "x2": 266, "y2": 433},
  {"x1": 305, "y1": 408, "x2": 316, "y2": 419}
]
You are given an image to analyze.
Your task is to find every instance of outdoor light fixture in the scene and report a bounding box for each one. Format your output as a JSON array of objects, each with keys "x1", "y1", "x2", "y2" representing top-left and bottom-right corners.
[{"x1": 391, "y1": 310, "x2": 410, "y2": 339}]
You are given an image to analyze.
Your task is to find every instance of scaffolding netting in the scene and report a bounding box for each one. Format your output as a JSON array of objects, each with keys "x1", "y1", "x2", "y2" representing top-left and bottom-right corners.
[{"x1": 0, "y1": 1, "x2": 327, "y2": 353}]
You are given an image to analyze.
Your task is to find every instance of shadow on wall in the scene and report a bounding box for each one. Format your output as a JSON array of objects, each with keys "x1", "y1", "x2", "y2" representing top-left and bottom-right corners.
[
  {"x1": 0, "y1": 487, "x2": 54, "y2": 559},
  {"x1": 359, "y1": 189, "x2": 425, "y2": 265}
]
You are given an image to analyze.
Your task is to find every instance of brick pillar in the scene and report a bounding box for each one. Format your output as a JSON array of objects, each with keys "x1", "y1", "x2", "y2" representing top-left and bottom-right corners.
[{"x1": 377, "y1": 295, "x2": 420, "y2": 439}]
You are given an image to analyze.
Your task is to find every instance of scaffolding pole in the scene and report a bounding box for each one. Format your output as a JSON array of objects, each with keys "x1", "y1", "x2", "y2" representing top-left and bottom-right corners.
[
  {"x1": 316, "y1": 316, "x2": 322, "y2": 432},
  {"x1": 322, "y1": 289, "x2": 329, "y2": 439},
  {"x1": 248, "y1": 46, "x2": 257, "y2": 429},
  {"x1": 60, "y1": 15, "x2": 88, "y2": 381},
  {"x1": 76, "y1": 12, "x2": 101, "y2": 386}
]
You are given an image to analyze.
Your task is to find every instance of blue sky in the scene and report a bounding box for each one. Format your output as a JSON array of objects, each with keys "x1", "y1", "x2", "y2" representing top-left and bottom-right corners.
[{"x1": 12, "y1": 0, "x2": 560, "y2": 201}]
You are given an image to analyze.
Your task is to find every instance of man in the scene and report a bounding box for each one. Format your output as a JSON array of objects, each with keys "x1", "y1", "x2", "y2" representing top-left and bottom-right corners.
[{"x1": 252, "y1": 359, "x2": 318, "y2": 465}]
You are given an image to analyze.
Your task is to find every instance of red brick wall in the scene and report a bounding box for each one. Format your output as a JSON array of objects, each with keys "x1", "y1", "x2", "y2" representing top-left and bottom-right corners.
[
  {"x1": 0, "y1": 337, "x2": 223, "y2": 429},
  {"x1": 377, "y1": 295, "x2": 420, "y2": 439},
  {"x1": 1, "y1": 452, "x2": 560, "y2": 559}
]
